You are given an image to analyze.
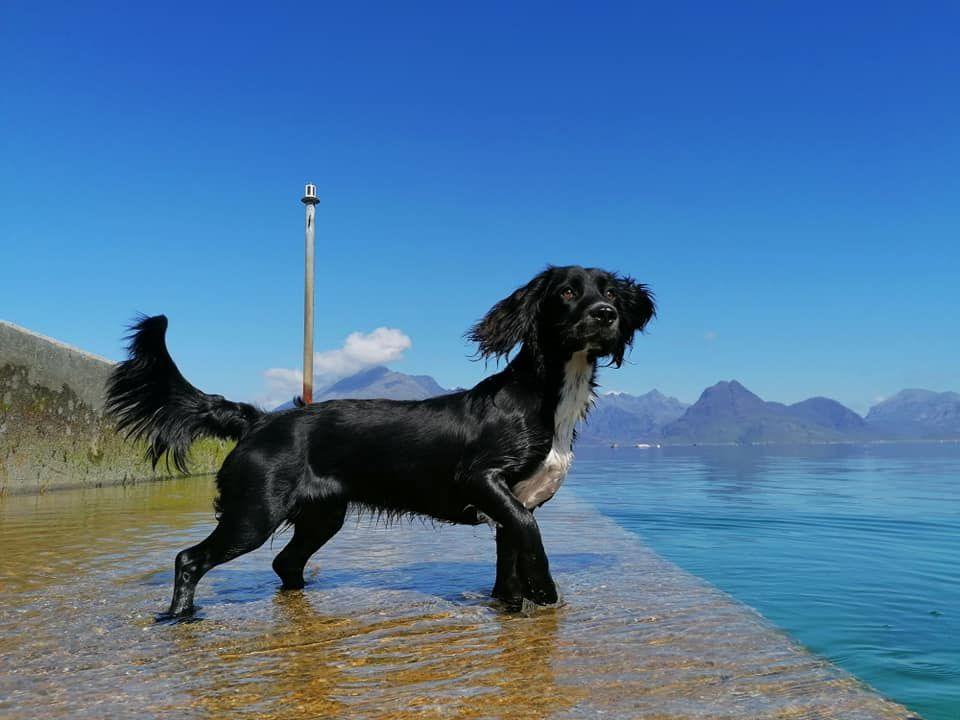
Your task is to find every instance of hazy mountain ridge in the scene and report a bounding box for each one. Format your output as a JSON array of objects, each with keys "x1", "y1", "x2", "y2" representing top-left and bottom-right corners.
[
  {"x1": 278, "y1": 367, "x2": 959, "y2": 444},
  {"x1": 865, "y1": 389, "x2": 960, "y2": 439},
  {"x1": 578, "y1": 390, "x2": 689, "y2": 445}
]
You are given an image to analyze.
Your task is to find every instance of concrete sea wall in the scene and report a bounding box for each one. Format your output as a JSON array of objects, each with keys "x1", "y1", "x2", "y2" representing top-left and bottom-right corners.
[{"x1": 0, "y1": 320, "x2": 229, "y2": 494}]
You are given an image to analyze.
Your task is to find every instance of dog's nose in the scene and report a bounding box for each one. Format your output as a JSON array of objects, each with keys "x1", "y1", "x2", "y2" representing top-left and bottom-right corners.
[{"x1": 589, "y1": 303, "x2": 618, "y2": 326}]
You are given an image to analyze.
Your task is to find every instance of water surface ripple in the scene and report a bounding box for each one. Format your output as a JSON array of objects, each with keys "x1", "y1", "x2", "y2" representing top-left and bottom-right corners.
[{"x1": 0, "y1": 469, "x2": 918, "y2": 719}]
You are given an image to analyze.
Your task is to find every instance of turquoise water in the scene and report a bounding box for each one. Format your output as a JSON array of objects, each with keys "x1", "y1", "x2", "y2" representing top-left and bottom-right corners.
[{"x1": 570, "y1": 443, "x2": 959, "y2": 720}]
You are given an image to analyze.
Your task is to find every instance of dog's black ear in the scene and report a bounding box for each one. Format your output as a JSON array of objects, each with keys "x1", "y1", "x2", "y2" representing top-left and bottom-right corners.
[
  {"x1": 618, "y1": 276, "x2": 656, "y2": 333},
  {"x1": 608, "y1": 276, "x2": 656, "y2": 367},
  {"x1": 467, "y1": 268, "x2": 553, "y2": 360}
]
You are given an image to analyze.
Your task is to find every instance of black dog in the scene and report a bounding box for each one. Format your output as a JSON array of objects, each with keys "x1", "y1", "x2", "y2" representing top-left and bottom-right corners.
[{"x1": 106, "y1": 265, "x2": 654, "y2": 618}]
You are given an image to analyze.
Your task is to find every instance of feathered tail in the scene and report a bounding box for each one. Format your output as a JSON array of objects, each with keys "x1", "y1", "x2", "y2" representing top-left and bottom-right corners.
[{"x1": 105, "y1": 315, "x2": 263, "y2": 473}]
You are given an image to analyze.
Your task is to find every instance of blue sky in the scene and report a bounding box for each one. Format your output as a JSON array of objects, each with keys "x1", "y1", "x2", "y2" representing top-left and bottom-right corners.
[{"x1": 2, "y1": 2, "x2": 958, "y2": 412}]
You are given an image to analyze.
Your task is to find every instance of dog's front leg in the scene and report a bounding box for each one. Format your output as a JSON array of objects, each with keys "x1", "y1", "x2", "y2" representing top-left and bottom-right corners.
[
  {"x1": 472, "y1": 472, "x2": 558, "y2": 606},
  {"x1": 492, "y1": 526, "x2": 522, "y2": 607}
]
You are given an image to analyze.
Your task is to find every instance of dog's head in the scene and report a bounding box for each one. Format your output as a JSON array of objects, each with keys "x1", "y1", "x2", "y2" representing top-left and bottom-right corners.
[{"x1": 469, "y1": 265, "x2": 655, "y2": 367}]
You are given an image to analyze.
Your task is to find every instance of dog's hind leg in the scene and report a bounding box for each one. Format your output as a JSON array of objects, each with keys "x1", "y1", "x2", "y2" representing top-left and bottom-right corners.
[
  {"x1": 166, "y1": 513, "x2": 279, "y2": 619},
  {"x1": 272, "y1": 499, "x2": 348, "y2": 590}
]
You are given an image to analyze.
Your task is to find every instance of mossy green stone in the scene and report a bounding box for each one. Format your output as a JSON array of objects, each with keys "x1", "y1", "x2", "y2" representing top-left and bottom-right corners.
[{"x1": 0, "y1": 321, "x2": 232, "y2": 494}]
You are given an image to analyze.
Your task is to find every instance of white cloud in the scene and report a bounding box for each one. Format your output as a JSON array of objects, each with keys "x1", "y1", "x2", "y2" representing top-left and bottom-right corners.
[
  {"x1": 313, "y1": 327, "x2": 411, "y2": 377},
  {"x1": 257, "y1": 327, "x2": 412, "y2": 409},
  {"x1": 260, "y1": 367, "x2": 304, "y2": 409}
]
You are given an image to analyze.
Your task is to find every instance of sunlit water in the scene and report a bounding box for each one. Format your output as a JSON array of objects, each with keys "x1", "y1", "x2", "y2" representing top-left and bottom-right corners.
[
  {"x1": 0, "y1": 457, "x2": 923, "y2": 719},
  {"x1": 572, "y1": 443, "x2": 959, "y2": 720}
]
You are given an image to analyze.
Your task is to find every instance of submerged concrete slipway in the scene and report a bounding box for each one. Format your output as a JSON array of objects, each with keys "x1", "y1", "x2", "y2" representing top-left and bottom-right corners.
[
  {"x1": 0, "y1": 476, "x2": 918, "y2": 719},
  {"x1": 0, "y1": 320, "x2": 919, "y2": 718}
]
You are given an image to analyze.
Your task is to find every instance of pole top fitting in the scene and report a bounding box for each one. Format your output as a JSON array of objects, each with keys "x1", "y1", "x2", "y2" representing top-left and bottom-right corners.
[{"x1": 301, "y1": 183, "x2": 319, "y2": 205}]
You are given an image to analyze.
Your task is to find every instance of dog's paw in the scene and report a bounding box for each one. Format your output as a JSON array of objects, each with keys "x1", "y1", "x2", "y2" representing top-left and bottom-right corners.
[
  {"x1": 154, "y1": 609, "x2": 202, "y2": 625},
  {"x1": 517, "y1": 593, "x2": 565, "y2": 615},
  {"x1": 278, "y1": 578, "x2": 306, "y2": 591},
  {"x1": 521, "y1": 576, "x2": 559, "y2": 606},
  {"x1": 491, "y1": 585, "x2": 524, "y2": 611}
]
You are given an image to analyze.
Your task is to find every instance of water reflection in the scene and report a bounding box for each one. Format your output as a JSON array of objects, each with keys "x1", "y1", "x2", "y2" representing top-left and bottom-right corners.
[{"x1": 176, "y1": 592, "x2": 575, "y2": 720}]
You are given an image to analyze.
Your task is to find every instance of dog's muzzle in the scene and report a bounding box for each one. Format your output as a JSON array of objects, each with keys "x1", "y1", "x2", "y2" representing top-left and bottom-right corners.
[
  {"x1": 588, "y1": 303, "x2": 618, "y2": 326},
  {"x1": 575, "y1": 303, "x2": 620, "y2": 353}
]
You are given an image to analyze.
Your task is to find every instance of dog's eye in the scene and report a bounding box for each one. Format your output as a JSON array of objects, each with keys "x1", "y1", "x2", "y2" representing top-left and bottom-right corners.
[
  {"x1": 604, "y1": 289, "x2": 616, "y2": 301},
  {"x1": 560, "y1": 287, "x2": 577, "y2": 301}
]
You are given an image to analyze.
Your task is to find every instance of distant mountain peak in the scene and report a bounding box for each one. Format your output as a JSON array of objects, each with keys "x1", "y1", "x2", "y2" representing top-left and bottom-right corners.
[
  {"x1": 882, "y1": 388, "x2": 958, "y2": 403},
  {"x1": 316, "y1": 365, "x2": 449, "y2": 402},
  {"x1": 698, "y1": 380, "x2": 766, "y2": 408},
  {"x1": 604, "y1": 389, "x2": 671, "y2": 400},
  {"x1": 321, "y1": 366, "x2": 392, "y2": 395},
  {"x1": 663, "y1": 380, "x2": 872, "y2": 444},
  {"x1": 703, "y1": 379, "x2": 747, "y2": 393}
]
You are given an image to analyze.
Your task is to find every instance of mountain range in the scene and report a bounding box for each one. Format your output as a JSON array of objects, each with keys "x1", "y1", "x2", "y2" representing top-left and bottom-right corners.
[
  {"x1": 654, "y1": 381, "x2": 873, "y2": 445},
  {"x1": 280, "y1": 367, "x2": 960, "y2": 445}
]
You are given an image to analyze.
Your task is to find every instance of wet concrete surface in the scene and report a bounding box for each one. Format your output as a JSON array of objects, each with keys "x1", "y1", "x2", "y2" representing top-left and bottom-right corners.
[{"x1": 0, "y1": 476, "x2": 918, "y2": 719}]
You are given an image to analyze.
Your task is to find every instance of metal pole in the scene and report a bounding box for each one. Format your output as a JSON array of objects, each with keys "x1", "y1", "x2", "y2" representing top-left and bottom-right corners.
[{"x1": 301, "y1": 183, "x2": 319, "y2": 404}]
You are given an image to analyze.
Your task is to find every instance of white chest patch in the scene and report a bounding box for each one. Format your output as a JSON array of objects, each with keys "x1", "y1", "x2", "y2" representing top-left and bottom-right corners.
[{"x1": 513, "y1": 351, "x2": 595, "y2": 509}]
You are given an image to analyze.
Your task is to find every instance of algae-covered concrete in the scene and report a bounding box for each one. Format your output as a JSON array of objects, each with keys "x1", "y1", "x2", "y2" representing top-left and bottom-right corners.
[{"x1": 0, "y1": 320, "x2": 230, "y2": 494}]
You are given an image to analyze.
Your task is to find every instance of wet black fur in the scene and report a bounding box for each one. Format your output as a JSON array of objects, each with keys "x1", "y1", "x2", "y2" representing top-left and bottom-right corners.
[{"x1": 105, "y1": 265, "x2": 655, "y2": 618}]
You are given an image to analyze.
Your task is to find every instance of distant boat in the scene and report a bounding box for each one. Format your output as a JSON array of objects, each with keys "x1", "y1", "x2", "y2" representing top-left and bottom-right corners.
[{"x1": 610, "y1": 442, "x2": 619, "y2": 448}]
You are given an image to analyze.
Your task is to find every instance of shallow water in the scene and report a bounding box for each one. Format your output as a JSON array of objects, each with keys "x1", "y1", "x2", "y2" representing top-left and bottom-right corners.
[
  {"x1": 574, "y1": 444, "x2": 959, "y2": 720},
  {"x1": 0, "y1": 472, "x2": 916, "y2": 719}
]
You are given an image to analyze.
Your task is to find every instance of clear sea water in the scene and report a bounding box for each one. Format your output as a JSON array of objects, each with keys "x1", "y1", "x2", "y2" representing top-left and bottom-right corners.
[{"x1": 569, "y1": 443, "x2": 960, "y2": 720}]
